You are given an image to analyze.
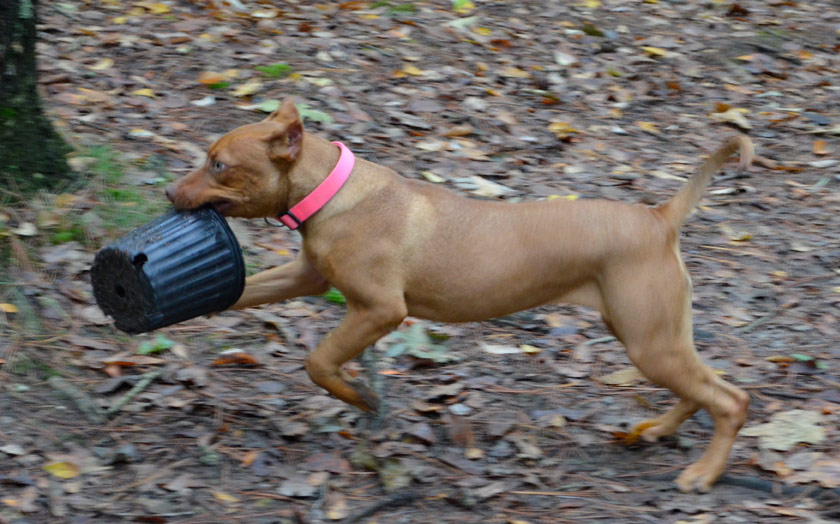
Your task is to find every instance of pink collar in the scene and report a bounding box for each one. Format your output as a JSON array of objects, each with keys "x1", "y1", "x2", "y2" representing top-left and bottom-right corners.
[{"x1": 277, "y1": 141, "x2": 354, "y2": 230}]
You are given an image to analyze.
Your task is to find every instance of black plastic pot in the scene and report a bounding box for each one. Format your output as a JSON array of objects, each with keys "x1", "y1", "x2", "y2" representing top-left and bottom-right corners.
[{"x1": 91, "y1": 207, "x2": 245, "y2": 334}]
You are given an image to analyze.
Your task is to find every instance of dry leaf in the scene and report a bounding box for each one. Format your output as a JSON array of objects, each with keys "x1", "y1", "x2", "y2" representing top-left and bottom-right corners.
[
  {"x1": 500, "y1": 66, "x2": 531, "y2": 79},
  {"x1": 232, "y1": 78, "x2": 262, "y2": 97},
  {"x1": 598, "y1": 367, "x2": 646, "y2": 386},
  {"x1": 421, "y1": 171, "x2": 446, "y2": 183},
  {"x1": 198, "y1": 71, "x2": 227, "y2": 85},
  {"x1": 719, "y1": 224, "x2": 752, "y2": 242},
  {"x1": 813, "y1": 140, "x2": 830, "y2": 156},
  {"x1": 641, "y1": 46, "x2": 669, "y2": 58},
  {"x1": 548, "y1": 121, "x2": 581, "y2": 139},
  {"x1": 212, "y1": 491, "x2": 240, "y2": 504},
  {"x1": 89, "y1": 58, "x2": 114, "y2": 71},
  {"x1": 0, "y1": 303, "x2": 18, "y2": 313},
  {"x1": 131, "y1": 88, "x2": 156, "y2": 98},
  {"x1": 468, "y1": 176, "x2": 513, "y2": 198},
  {"x1": 710, "y1": 108, "x2": 752, "y2": 130},
  {"x1": 787, "y1": 458, "x2": 840, "y2": 489},
  {"x1": 741, "y1": 410, "x2": 826, "y2": 451},
  {"x1": 401, "y1": 64, "x2": 425, "y2": 76},
  {"x1": 325, "y1": 493, "x2": 349, "y2": 520},
  {"x1": 43, "y1": 461, "x2": 80, "y2": 479},
  {"x1": 636, "y1": 121, "x2": 661, "y2": 134},
  {"x1": 547, "y1": 194, "x2": 579, "y2": 201},
  {"x1": 213, "y1": 352, "x2": 260, "y2": 366}
]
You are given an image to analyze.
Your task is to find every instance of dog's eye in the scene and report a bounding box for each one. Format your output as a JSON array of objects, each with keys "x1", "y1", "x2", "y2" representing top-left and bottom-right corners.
[{"x1": 212, "y1": 160, "x2": 225, "y2": 173}]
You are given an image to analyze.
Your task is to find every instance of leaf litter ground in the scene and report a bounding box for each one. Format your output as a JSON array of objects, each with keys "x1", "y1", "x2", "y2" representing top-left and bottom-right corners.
[{"x1": 1, "y1": 1, "x2": 839, "y2": 522}]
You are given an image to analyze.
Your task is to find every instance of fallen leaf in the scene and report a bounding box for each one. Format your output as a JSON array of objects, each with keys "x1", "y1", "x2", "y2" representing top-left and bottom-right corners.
[
  {"x1": 787, "y1": 458, "x2": 840, "y2": 488},
  {"x1": 89, "y1": 58, "x2": 114, "y2": 71},
  {"x1": 500, "y1": 66, "x2": 531, "y2": 79},
  {"x1": 451, "y1": 0, "x2": 475, "y2": 14},
  {"x1": 548, "y1": 121, "x2": 581, "y2": 140},
  {"x1": 741, "y1": 410, "x2": 826, "y2": 451},
  {"x1": 719, "y1": 224, "x2": 752, "y2": 242},
  {"x1": 812, "y1": 140, "x2": 830, "y2": 155},
  {"x1": 11, "y1": 222, "x2": 37, "y2": 237},
  {"x1": 144, "y1": 2, "x2": 171, "y2": 15},
  {"x1": 378, "y1": 458, "x2": 412, "y2": 493},
  {"x1": 325, "y1": 492, "x2": 349, "y2": 520},
  {"x1": 0, "y1": 443, "x2": 25, "y2": 455},
  {"x1": 520, "y1": 344, "x2": 541, "y2": 355},
  {"x1": 636, "y1": 121, "x2": 661, "y2": 134},
  {"x1": 44, "y1": 461, "x2": 80, "y2": 479},
  {"x1": 710, "y1": 108, "x2": 752, "y2": 130},
  {"x1": 508, "y1": 432, "x2": 542, "y2": 459},
  {"x1": 547, "y1": 194, "x2": 579, "y2": 201},
  {"x1": 198, "y1": 71, "x2": 228, "y2": 85},
  {"x1": 0, "y1": 303, "x2": 18, "y2": 313},
  {"x1": 481, "y1": 343, "x2": 522, "y2": 355},
  {"x1": 212, "y1": 351, "x2": 260, "y2": 366},
  {"x1": 468, "y1": 176, "x2": 513, "y2": 198},
  {"x1": 278, "y1": 476, "x2": 318, "y2": 498},
  {"x1": 212, "y1": 491, "x2": 240, "y2": 504},
  {"x1": 641, "y1": 46, "x2": 669, "y2": 58},
  {"x1": 232, "y1": 78, "x2": 263, "y2": 98},
  {"x1": 421, "y1": 171, "x2": 446, "y2": 183},
  {"x1": 598, "y1": 367, "x2": 646, "y2": 386},
  {"x1": 401, "y1": 64, "x2": 425, "y2": 77},
  {"x1": 131, "y1": 88, "x2": 156, "y2": 98}
]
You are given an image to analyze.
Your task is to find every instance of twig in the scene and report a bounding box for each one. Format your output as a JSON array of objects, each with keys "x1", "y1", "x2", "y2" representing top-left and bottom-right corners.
[
  {"x1": 582, "y1": 336, "x2": 616, "y2": 346},
  {"x1": 115, "y1": 458, "x2": 193, "y2": 492},
  {"x1": 734, "y1": 308, "x2": 781, "y2": 334},
  {"x1": 106, "y1": 369, "x2": 162, "y2": 417},
  {"x1": 485, "y1": 382, "x2": 581, "y2": 395},
  {"x1": 342, "y1": 492, "x2": 417, "y2": 524},
  {"x1": 47, "y1": 376, "x2": 104, "y2": 424}
]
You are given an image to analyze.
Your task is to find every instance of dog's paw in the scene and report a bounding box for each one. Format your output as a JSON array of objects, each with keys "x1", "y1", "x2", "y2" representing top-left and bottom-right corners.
[
  {"x1": 347, "y1": 379, "x2": 381, "y2": 414},
  {"x1": 676, "y1": 461, "x2": 719, "y2": 493},
  {"x1": 631, "y1": 418, "x2": 680, "y2": 442}
]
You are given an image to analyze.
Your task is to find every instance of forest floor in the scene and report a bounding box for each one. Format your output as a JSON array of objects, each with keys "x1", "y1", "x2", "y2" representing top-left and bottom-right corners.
[{"x1": 1, "y1": 1, "x2": 839, "y2": 522}]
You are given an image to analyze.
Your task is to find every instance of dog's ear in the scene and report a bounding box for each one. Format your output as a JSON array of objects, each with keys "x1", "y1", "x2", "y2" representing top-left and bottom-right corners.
[
  {"x1": 265, "y1": 98, "x2": 303, "y2": 161},
  {"x1": 265, "y1": 98, "x2": 300, "y2": 125}
]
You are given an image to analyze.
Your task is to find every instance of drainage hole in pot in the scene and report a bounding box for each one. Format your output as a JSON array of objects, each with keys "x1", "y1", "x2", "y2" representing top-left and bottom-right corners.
[
  {"x1": 115, "y1": 285, "x2": 126, "y2": 298},
  {"x1": 133, "y1": 253, "x2": 148, "y2": 268}
]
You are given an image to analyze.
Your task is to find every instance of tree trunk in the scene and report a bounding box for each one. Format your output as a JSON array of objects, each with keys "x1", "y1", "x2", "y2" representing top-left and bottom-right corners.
[{"x1": 0, "y1": 0, "x2": 72, "y2": 195}]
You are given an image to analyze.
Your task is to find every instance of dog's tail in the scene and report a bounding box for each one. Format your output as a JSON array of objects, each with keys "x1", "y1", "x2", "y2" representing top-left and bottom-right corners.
[{"x1": 660, "y1": 135, "x2": 754, "y2": 229}]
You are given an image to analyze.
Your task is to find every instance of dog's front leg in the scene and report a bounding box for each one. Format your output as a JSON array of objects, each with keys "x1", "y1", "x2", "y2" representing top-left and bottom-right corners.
[
  {"x1": 230, "y1": 253, "x2": 330, "y2": 310},
  {"x1": 305, "y1": 300, "x2": 407, "y2": 412}
]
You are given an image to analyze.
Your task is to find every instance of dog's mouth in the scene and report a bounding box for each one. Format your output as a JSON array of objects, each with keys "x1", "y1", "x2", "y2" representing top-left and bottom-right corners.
[{"x1": 210, "y1": 199, "x2": 234, "y2": 214}]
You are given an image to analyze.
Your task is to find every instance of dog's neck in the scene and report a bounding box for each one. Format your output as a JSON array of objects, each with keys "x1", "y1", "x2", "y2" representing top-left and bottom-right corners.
[{"x1": 282, "y1": 133, "x2": 343, "y2": 217}]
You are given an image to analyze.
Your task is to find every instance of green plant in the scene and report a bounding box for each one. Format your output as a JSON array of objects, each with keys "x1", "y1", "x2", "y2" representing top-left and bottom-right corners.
[{"x1": 256, "y1": 63, "x2": 293, "y2": 78}]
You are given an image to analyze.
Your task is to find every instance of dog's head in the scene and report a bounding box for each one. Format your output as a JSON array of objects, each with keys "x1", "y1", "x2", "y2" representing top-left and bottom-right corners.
[{"x1": 165, "y1": 98, "x2": 303, "y2": 218}]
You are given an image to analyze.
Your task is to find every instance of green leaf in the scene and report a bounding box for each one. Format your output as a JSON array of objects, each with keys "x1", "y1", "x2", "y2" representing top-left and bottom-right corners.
[
  {"x1": 582, "y1": 22, "x2": 604, "y2": 37},
  {"x1": 138, "y1": 334, "x2": 175, "y2": 355},
  {"x1": 296, "y1": 103, "x2": 334, "y2": 124},
  {"x1": 323, "y1": 287, "x2": 346, "y2": 305},
  {"x1": 389, "y1": 3, "x2": 416, "y2": 14},
  {"x1": 791, "y1": 353, "x2": 813, "y2": 362},
  {"x1": 257, "y1": 99, "x2": 281, "y2": 113},
  {"x1": 208, "y1": 81, "x2": 231, "y2": 90},
  {"x1": 256, "y1": 63, "x2": 293, "y2": 78},
  {"x1": 385, "y1": 323, "x2": 457, "y2": 363}
]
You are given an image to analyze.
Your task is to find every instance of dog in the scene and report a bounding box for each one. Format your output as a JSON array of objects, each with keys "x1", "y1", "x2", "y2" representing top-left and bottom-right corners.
[{"x1": 165, "y1": 98, "x2": 753, "y2": 492}]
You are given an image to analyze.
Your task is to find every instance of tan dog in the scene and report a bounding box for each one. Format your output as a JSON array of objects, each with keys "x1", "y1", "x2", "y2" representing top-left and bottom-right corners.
[{"x1": 166, "y1": 98, "x2": 753, "y2": 493}]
